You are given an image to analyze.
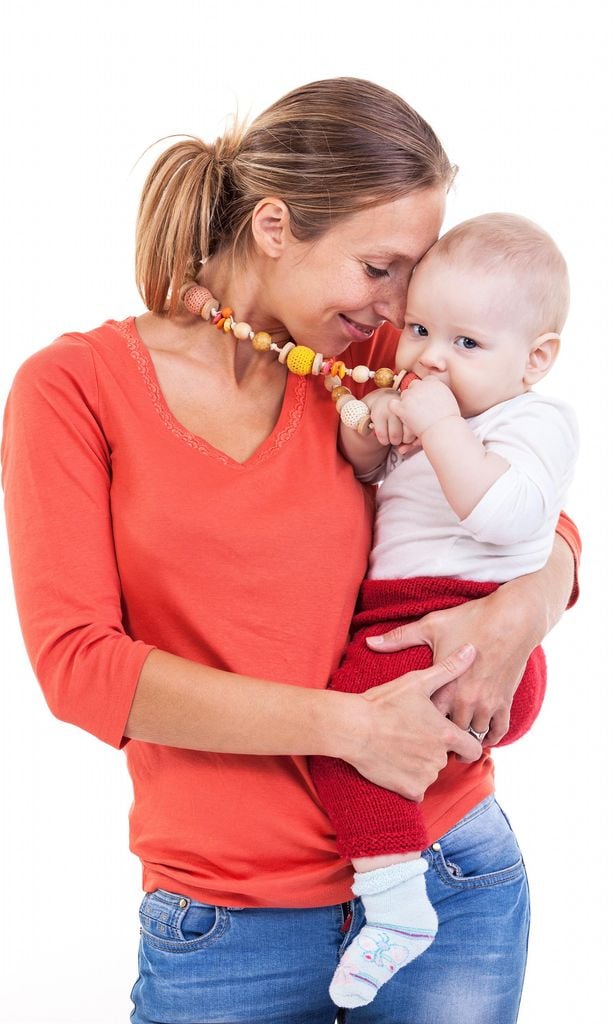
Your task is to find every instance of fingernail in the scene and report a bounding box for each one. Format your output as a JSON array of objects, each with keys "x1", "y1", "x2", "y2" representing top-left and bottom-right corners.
[
  {"x1": 366, "y1": 635, "x2": 384, "y2": 646},
  {"x1": 458, "y1": 643, "x2": 474, "y2": 660}
]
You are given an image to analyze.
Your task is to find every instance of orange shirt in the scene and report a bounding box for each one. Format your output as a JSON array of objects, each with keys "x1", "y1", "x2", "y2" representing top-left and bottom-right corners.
[{"x1": 2, "y1": 318, "x2": 580, "y2": 908}]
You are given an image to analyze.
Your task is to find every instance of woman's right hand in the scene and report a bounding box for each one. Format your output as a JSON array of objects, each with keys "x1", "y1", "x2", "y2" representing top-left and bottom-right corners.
[{"x1": 345, "y1": 644, "x2": 482, "y2": 800}]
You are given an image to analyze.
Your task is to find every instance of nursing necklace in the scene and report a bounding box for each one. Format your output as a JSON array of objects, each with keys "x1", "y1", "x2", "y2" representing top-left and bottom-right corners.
[{"x1": 180, "y1": 282, "x2": 415, "y2": 435}]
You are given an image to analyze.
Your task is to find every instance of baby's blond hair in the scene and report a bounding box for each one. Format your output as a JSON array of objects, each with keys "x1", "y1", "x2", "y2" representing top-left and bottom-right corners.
[{"x1": 430, "y1": 213, "x2": 569, "y2": 334}]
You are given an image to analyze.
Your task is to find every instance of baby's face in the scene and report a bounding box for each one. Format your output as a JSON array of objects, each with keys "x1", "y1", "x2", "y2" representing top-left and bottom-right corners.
[{"x1": 396, "y1": 253, "x2": 536, "y2": 417}]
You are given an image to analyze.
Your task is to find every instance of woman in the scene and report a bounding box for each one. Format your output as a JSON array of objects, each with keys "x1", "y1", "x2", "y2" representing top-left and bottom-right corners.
[{"x1": 2, "y1": 78, "x2": 579, "y2": 1023}]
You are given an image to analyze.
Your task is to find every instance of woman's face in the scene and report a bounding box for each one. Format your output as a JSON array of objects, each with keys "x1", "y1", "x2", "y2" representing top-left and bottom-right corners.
[{"x1": 264, "y1": 188, "x2": 446, "y2": 357}]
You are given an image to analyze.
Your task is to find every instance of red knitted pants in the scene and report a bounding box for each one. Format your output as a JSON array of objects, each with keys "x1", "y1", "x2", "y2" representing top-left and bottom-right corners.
[{"x1": 309, "y1": 576, "x2": 546, "y2": 858}]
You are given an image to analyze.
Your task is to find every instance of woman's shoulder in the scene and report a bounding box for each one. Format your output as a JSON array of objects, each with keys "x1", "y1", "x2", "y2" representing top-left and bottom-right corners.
[{"x1": 9, "y1": 318, "x2": 135, "y2": 394}]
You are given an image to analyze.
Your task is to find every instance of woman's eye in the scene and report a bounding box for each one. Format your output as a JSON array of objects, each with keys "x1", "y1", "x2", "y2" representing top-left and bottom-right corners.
[
  {"x1": 409, "y1": 323, "x2": 428, "y2": 337},
  {"x1": 364, "y1": 263, "x2": 390, "y2": 279},
  {"x1": 454, "y1": 336, "x2": 478, "y2": 350}
]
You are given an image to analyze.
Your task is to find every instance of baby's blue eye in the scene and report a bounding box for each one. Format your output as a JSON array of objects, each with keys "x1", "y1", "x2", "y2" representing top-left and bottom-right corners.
[
  {"x1": 410, "y1": 323, "x2": 428, "y2": 337},
  {"x1": 364, "y1": 263, "x2": 390, "y2": 279},
  {"x1": 454, "y1": 336, "x2": 478, "y2": 350}
]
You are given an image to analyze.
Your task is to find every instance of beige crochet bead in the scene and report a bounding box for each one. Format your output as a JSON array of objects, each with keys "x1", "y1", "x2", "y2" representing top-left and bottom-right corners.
[
  {"x1": 351, "y1": 365, "x2": 371, "y2": 384},
  {"x1": 336, "y1": 393, "x2": 355, "y2": 413},
  {"x1": 324, "y1": 375, "x2": 342, "y2": 392},
  {"x1": 232, "y1": 322, "x2": 252, "y2": 341},
  {"x1": 340, "y1": 399, "x2": 371, "y2": 429}
]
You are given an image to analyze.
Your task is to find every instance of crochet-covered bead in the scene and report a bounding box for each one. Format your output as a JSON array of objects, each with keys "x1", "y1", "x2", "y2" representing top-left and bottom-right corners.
[
  {"x1": 253, "y1": 331, "x2": 273, "y2": 352},
  {"x1": 351, "y1": 365, "x2": 371, "y2": 384},
  {"x1": 233, "y1": 322, "x2": 252, "y2": 340},
  {"x1": 183, "y1": 285, "x2": 213, "y2": 316},
  {"x1": 331, "y1": 385, "x2": 351, "y2": 403},
  {"x1": 340, "y1": 399, "x2": 371, "y2": 428},
  {"x1": 324, "y1": 374, "x2": 342, "y2": 392},
  {"x1": 375, "y1": 367, "x2": 395, "y2": 388},
  {"x1": 287, "y1": 345, "x2": 316, "y2": 375}
]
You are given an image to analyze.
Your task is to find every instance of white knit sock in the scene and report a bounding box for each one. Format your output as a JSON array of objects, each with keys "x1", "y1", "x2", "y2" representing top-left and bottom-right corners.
[{"x1": 329, "y1": 858, "x2": 437, "y2": 1009}]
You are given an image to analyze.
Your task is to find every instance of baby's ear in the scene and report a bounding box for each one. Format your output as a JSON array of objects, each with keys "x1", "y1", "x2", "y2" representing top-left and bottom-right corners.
[{"x1": 523, "y1": 332, "x2": 560, "y2": 385}]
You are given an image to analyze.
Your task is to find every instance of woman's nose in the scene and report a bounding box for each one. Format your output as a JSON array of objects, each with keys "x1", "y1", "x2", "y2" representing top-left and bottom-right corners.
[{"x1": 374, "y1": 287, "x2": 407, "y2": 330}]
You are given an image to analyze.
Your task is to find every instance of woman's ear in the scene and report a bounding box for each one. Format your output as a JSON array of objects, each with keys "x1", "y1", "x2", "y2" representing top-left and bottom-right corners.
[
  {"x1": 251, "y1": 198, "x2": 292, "y2": 258},
  {"x1": 523, "y1": 332, "x2": 561, "y2": 385}
]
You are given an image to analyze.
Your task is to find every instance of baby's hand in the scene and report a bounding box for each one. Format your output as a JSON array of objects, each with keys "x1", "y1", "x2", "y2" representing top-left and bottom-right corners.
[
  {"x1": 390, "y1": 377, "x2": 460, "y2": 437},
  {"x1": 365, "y1": 388, "x2": 418, "y2": 448}
]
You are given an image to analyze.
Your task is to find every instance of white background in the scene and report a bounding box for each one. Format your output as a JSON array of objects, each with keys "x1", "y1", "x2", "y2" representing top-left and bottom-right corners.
[{"x1": 0, "y1": 1, "x2": 612, "y2": 1021}]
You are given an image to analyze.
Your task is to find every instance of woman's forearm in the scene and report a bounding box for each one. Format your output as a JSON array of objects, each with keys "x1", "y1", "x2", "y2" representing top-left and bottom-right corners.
[{"x1": 124, "y1": 649, "x2": 356, "y2": 757}]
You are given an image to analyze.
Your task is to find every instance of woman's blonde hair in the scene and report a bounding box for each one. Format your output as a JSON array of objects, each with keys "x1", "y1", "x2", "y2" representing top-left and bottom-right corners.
[{"x1": 136, "y1": 78, "x2": 454, "y2": 315}]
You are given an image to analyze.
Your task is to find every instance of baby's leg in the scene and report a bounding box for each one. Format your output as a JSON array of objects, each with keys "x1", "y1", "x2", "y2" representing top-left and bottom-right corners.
[{"x1": 329, "y1": 850, "x2": 438, "y2": 1009}]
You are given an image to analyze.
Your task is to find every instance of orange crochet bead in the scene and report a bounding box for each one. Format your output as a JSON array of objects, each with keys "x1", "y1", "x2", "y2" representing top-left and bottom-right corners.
[
  {"x1": 331, "y1": 360, "x2": 347, "y2": 380},
  {"x1": 286, "y1": 345, "x2": 316, "y2": 376},
  {"x1": 374, "y1": 367, "x2": 395, "y2": 388}
]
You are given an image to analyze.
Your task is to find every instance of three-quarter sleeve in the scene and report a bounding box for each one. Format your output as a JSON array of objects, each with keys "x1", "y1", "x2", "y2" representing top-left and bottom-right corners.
[{"x1": 2, "y1": 337, "x2": 155, "y2": 747}]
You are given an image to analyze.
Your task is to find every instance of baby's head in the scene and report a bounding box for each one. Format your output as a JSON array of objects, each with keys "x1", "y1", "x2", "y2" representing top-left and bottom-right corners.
[{"x1": 397, "y1": 212, "x2": 569, "y2": 417}]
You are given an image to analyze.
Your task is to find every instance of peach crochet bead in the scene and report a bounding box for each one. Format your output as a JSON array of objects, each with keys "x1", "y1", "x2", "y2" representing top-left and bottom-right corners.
[{"x1": 183, "y1": 285, "x2": 212, "y2": 316}]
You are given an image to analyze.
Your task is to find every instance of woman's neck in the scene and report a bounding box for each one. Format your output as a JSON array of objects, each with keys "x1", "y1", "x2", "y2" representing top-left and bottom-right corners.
[{"x1": 195, "y1": 250, "x2": 290, "y2": 345}]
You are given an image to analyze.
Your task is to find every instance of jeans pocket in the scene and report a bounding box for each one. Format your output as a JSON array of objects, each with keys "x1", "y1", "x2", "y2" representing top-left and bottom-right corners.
[
  {"x1": 430, "y1": 797, "x2": 525, "y2": 889},
  {"x1": 138, "y1": 889, "x2": 229, "y2": 952}
]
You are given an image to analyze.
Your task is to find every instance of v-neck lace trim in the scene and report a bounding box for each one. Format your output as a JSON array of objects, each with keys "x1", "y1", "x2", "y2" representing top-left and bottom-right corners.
[{"x1": 112, "y1": 316, "x2": 307, "y2": 467}]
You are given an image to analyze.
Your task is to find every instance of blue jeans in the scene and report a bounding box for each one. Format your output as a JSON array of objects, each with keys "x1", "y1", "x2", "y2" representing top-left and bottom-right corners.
[{"x1": 130, "y1": 796, "x2": 529, "y2": 1023}]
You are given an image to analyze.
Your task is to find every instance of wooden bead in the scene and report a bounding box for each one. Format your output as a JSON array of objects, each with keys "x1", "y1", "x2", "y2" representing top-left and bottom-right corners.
[
  {"x1": 232, "y1": 322, "x2": 252, "y2": 340},
  {"x1": 351, "y1": 365, "x2": 371, "y2": 384},
  {"x1": 331, "y1": 360, "x2": 346, "y2": 380},
  {"x1": 253, "y1": 331, "x2": 273, "y2": 352},
  {"x1": 357, "y1": 414, "x2": 374, "y2": 437},
  {"x1": 374, "y1": 367, "x2": 395, "y2": 388},
  {"x1": 311, "y1": 353, "x2": 324, "y2": 376},
  {"x1": 222, "y1": 317, "x2": 233, "y2": 333},
  {"x1": 220, "y1": 306, "x2": 233, "y2": 318},
  {"x1": 278, "y1": 341, "x2": 296, "y2": 364},
  {"x1": 200, "y1": 299, "x2": 219, "y2": 321},
  {"x1": 324, "y1": 374, "x2": 342, "y2": 392},
  {"x1": 287, "y1": 345, "x2": 316, "y2": 375},
  {"x1": 340, "y1": 399, "x2": 371, "y2": 429},
  {"x1": 393, "y1": 370, "x2": 407, "y2": 390},
  {"x1": 331, "y1": 385, "x2": 351, "y2": 403},
  {"x1": 336, "y1": 393, "x2": 355, "y2": 413}
]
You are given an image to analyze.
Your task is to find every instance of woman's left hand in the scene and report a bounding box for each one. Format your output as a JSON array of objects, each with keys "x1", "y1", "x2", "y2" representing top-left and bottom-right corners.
[{"x1": 366, "y1": 583, "x2": 542, "y2": 747}]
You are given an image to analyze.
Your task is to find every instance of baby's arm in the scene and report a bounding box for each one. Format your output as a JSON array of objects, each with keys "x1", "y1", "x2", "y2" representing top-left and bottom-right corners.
[
  {"x1": 338, "y1": 388, "x2": 414, "y2": 480},
  {"x1": 390, "y1": 379, "x2": 509, "y2": 519}
]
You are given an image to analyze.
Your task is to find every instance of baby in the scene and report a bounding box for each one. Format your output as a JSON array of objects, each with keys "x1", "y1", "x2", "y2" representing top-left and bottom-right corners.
[{"x1": 310, "y1": 213, "x2": 579, "y2": 1008}]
